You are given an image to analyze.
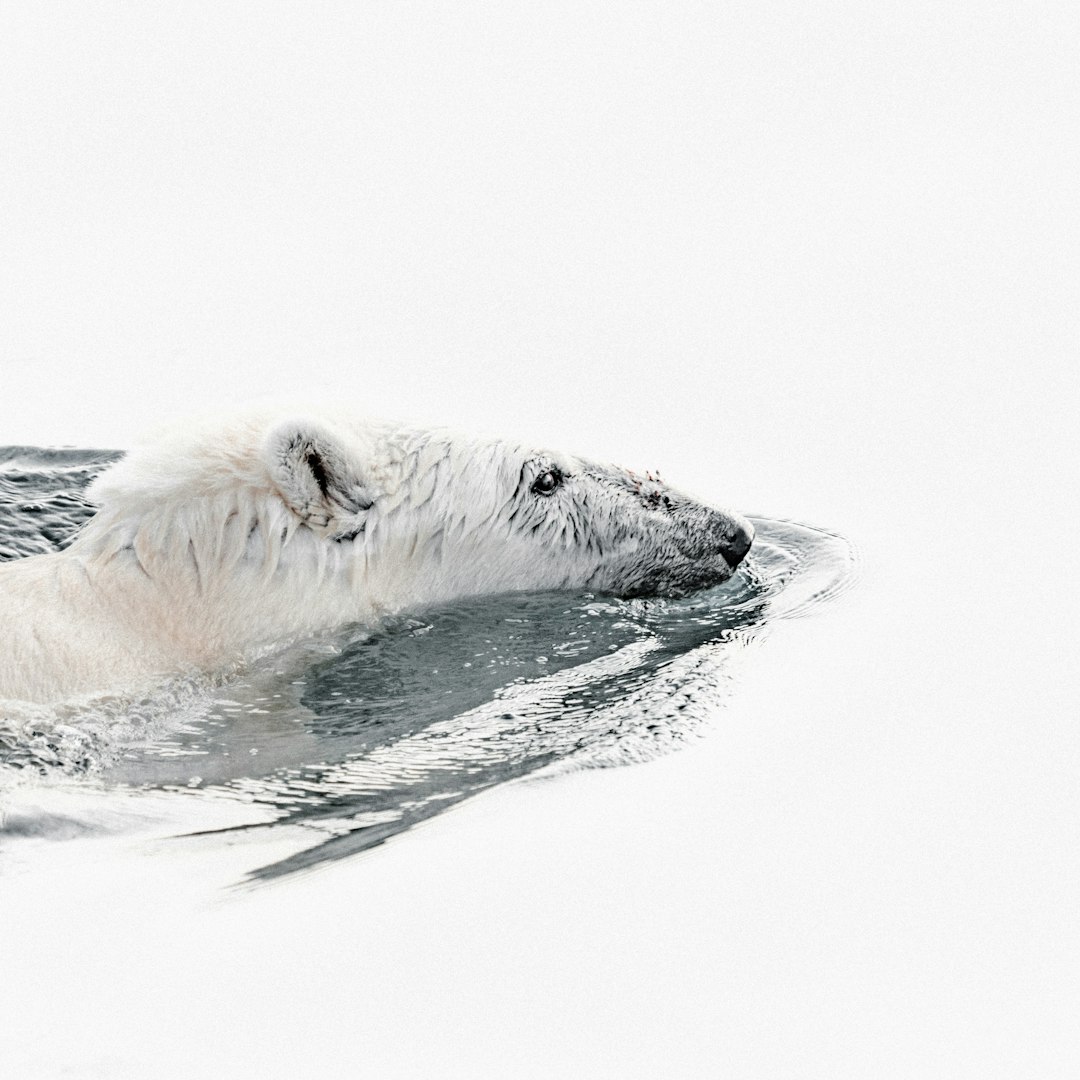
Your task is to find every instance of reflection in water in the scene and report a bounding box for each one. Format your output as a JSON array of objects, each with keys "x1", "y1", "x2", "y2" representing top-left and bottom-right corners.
[{"x1": 0, "y1": 448, "x2": 856, "y2": 880}]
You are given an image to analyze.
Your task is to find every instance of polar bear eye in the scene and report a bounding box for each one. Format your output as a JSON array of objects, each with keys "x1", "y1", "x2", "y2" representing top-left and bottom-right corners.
[{"x1": 531, "y1": 469, "x2": 562, "y2": 496}]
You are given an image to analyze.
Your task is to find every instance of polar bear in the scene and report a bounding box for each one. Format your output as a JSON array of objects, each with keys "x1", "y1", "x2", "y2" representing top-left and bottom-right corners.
[{"x1": 0, "y1": 410, "x2": 754, "y2": 706}]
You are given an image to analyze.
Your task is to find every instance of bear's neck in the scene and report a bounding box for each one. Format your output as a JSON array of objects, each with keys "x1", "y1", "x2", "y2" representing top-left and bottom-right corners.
[
  {"x1": 0, "y1": 552, "x2": 182, "y2": 704},
  {"x1": 0, "y1": 542, "x2": 369, "y2": 706}
]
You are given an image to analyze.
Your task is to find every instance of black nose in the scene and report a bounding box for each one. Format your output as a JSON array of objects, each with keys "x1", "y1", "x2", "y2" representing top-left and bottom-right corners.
[{"x1": 722, "y1": 521, "x2": 754, "y2": 568}]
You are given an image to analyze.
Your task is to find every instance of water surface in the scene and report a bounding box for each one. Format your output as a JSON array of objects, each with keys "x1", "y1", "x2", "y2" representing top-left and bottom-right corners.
[{"x1": 0, "y1": 447, "x2": 855, "y2": 880}]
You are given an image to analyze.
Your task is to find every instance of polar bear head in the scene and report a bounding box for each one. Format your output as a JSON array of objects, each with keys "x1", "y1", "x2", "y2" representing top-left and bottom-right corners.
[
  {"x1": 254, "y1": 414, "x2": 754, "y2": 602},
  {"x1": 81, "y1": 411, "x2": 753, "y2": 646}
]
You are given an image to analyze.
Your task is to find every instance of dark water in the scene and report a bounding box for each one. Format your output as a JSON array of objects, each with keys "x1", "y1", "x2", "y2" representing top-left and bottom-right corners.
[{"x1": 0, "y1": 447, "x2": 856, "y2": 880}]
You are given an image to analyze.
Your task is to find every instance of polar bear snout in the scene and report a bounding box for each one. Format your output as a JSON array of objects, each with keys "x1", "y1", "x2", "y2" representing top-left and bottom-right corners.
[{"x1": 720, "y1": 518, "x2": 754, "y2": 569}]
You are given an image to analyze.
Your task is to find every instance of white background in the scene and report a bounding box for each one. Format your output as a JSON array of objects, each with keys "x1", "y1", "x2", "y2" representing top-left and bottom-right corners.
[{"x1": 1, "y1": 2, "x2": 1078, "y2": 1078}]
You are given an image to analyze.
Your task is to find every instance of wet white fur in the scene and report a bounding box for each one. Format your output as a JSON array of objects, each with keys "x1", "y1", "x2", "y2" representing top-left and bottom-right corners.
[{"x1": 0, "y1": 409, "x2": 748, "y2": 705}]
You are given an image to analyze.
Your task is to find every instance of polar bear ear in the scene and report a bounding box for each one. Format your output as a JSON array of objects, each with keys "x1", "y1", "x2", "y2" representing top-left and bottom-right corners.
[{"x1": 263, "y1": 420, "x2": 374, "y2": 536}]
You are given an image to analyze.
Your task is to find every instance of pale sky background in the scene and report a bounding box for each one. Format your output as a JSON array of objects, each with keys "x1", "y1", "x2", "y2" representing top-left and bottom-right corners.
[
  {"x1": 1, "y1": 3, "x2": 1078, "y2": 1078},
  {"x1": 2, "y1": 1, "x2": 1073, "y2": 534}
]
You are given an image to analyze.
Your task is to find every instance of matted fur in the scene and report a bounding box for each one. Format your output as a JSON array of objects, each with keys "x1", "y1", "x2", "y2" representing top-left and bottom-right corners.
[{"x1": 0, "y1": 408, "x2": 752, "y2": 705}]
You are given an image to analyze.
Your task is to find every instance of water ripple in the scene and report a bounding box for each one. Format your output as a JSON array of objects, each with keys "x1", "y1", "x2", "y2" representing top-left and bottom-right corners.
[{"x1": 0, "y1": 447, "x2": 856, "y2": 879}]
